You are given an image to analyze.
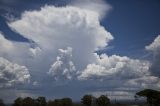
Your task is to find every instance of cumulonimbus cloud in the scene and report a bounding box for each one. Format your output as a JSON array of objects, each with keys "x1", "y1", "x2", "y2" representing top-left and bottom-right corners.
[{"x1": 8, "y1": 5, "x2": 113, "y2": 81}]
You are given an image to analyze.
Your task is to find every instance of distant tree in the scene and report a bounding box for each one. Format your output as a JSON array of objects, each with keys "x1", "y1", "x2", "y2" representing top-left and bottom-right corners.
[
  {"x1": 81, "y1": 95, "x2": 92, "y2": 106},
  {"x1": 13, "y1": 97, "x2": 23, "y2": 106},
  {"x1": 96, "y1": 95, "x2": 110, "y2": 106},
  {"x1": 0, "y1": 99, "x2": 5, "y2": 106},
  {"x1": 61, "y1": 98, "x2": 72, "y2": 106},
  {"x1": 47, "y1": 100, "x2": 55, "y2": 106},
  {"x1": 54, "y1": 99, "x2": 62, "y2": 106},
  {"x1": 22, "y1": 97, "x2": 35, "y2": 106},
  {"x1": 37, "y1": 97, "x2": 47, "y2": 106},
  {"x1": 136, "y1": 89, "x2": 160, "y2": 106}
]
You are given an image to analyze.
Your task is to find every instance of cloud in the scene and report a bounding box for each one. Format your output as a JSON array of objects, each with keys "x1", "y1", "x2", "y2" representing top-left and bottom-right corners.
[
  {"x1": 78, "y1": 54, "x2": 150, "y2": 81},
  {"x1": 146, "y1": 35, "x2": 160, "y2": 77},
  {"x1": 8, "y1": 5, "x2": 113, "y2": 80},
  {"x1": 1, "y1": 1, "x2": 159, "y2": 102},
  {"x1": 48, "y1": 47, "x2": 76, "y2": 80},
  {"x1": 78, "y1": 53, "x2": 160, "y2": 91},
  {"x1": 125, "y1": 76, "x2": 160, "y2": 89},
  {"x1": 0, "y1": 57, "x2": 30, "y2": 88},
  {"x1": 29, "y1": 46, "x2": 41, "y2": 57},
  {"x1": 8, "y1": 5, "x2": 113, "y2": 50},
  {"x1": 70, "y1": 0, "x2": 112, "y2": 19},
  {"x1": 0, "y1": 32, "x2": 34, "y2": 63},
  {"x1": 146, "y1": 35, "x2": 160, "y2": 53},
  {"x1": 0, "y1": 32, "x2": 14, "y2": 54}
]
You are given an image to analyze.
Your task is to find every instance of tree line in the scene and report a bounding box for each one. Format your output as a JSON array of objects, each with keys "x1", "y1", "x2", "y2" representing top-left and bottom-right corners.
[
  {"x1": 1, "y1": 89, "x2": 160, "y2": 106},
  {"x1": 0, "y1": 95, "x2": 110, "y2": 106}
]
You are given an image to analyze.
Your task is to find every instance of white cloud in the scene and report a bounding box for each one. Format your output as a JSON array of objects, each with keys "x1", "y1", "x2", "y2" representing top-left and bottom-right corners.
[
  {"x1": 29, "y1": 46, "x2": 41, "y2": 57},
  {"x1": 0, "y1": 33, "x2": 33, "y2": 89},
  {"x1": 0, "y1": 32, "x2": 14, "y2": 54},
  {"x1": 145, "y1": 35, "x2": 160, "y2": 53},
  {"x1": 145, "y1": 35, "x2": 160, "y2": 77},
  {"x1": 48, "y1": 47, "x2": 76, "y2": 80},
  {"x1": 0, "y1": 32, "x2": 34, "y2": 63},
  {"x1": 78, "y1": 53, "x2": 160, "y2": 92},
  {"x1": 70, "y1": 0, "x2": 112, "y2": 19},
  {"x1": 0, "y1": 57, "x2": 30, "y2": 88},
  {"x1": 8, "y1": 5, "x2": 113, "y2": 80},
  {"x1": 78, "y1": 54, "x2": 150, "y2": 80},
  {"x1": 8, "y1": 5, "x2": 113, "y2": 51}
]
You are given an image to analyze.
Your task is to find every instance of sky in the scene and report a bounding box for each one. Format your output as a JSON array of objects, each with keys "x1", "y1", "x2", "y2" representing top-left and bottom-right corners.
[{"x1": 0, "y1": 0, "x2": 160, "y2": 103}]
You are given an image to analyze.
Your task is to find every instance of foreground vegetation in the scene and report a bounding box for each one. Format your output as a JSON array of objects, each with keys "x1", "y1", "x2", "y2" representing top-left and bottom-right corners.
[
  {"x1": 135, "y1": 89, "x2": 160, "y2": 106},
  {"x1": 0, "y1": 89, "x2": 160, "y2": 106}
]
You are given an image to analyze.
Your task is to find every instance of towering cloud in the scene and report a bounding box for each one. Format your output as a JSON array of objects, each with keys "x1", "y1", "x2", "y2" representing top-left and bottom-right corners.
[
  {"x1": 8, "y1": 5, "x2": 113, "y2": 51},
  {"x1": 146, "y1": 35, "x2": 160, "y2": 77},
  {"x1": 48, "y1": 47, "x2": 76, "y2": 80},
  {"x1": 8, "y1": 5, "x2": 113, "y2": 79}
]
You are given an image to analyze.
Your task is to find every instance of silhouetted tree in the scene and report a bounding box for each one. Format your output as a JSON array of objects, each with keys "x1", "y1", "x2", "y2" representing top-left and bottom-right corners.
[
  {"x1": 81, "y1": 95, "x2": 92, "y2": 106},
  {"x1": 22, "y1": 97, "x2": 35, "y2": 106},
  {"x1": 96, "y1": 95, "x2": 110, "y2": 106},
  {"x1": 37, "y1": 97, "x2": 47, "y2": 106},
  {"x1": 54, "y1": 99, "x2": 62, "y2": 106},
  {"x1": 61, "y1": 98, "x2": 72, "y2": 106},
  {"x1": 13, "y1": 97, "x2": 23, "y2": 106},
  {"x1": 136, "y1": 89, "x2": 160, "y2": 106},
  {"x1": 0, "y1": 99, "x2": 5, "y2": 106},
  {"x1": 47, "y1": 100, "x2": 54, "y2": 106}
]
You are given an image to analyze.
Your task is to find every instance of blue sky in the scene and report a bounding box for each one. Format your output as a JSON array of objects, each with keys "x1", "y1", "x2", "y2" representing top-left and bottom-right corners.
[
  {"x1": 0, "y1": 0, "x2": 160, "y2": 103},
  {"x1": 102, "y1": 0, "x2": 160, "y2": 57}
]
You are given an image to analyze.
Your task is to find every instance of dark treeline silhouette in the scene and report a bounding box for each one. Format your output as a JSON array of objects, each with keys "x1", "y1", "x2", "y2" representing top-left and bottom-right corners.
[
  {"x1": 81, "y1": 95, "x2": 110, "y2": 106},
  {"x1": 1, "y1": 89, "x2": 160, "y2": 106},
  {"x1": 11, "y1": 95, "x2": 110, "y2": 106},
  {"x1": 13, "y1": 97, "x2": 47, "y2": 106},
  {"x1": 47, "y1": 98, "x2": 72, "y2": 106}
]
